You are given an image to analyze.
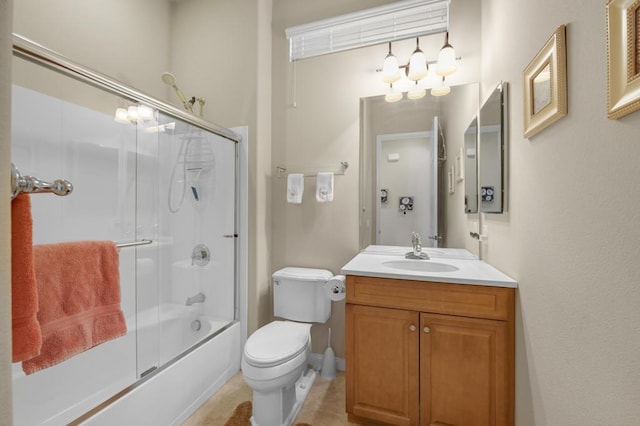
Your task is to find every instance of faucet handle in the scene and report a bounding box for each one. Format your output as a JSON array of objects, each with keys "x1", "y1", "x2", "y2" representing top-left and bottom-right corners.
[{"x1": 411, "y1": 232, "x2": 422, "y2": 256}]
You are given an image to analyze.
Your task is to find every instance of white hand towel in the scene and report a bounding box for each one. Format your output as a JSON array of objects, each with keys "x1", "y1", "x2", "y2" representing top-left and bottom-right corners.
[
  {"x1": 287, "y1": 173, "x2": 304, "y2": 204},
  {"x1": 316, "y1": 172, "x2": 334, "y2": 202}
]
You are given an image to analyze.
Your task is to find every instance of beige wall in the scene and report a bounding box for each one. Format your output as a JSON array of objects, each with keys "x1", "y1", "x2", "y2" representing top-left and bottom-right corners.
[
  {"x1": 13, "y1": 0, "x2": 172, "y2": 102},
  {"x1": 0, "y1": 1, "x2": 13, "y2": 422},
  {"x1": 474, "y1": 0, "x2": 640, "y2": 424},
  {"x1": 271, "y1": 0, "x2": 481, "y2": 357}
]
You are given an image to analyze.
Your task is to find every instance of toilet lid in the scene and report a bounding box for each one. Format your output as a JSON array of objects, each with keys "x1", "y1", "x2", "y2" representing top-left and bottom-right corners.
[{"x1": 244, "y1": 321, "x2": 310, "y2": 368}]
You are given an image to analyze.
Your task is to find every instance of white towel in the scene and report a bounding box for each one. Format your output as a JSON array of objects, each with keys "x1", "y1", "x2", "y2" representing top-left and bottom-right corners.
[
  {"x1": 316, "y1": 172, "x2": 334, "y2": 202},
  {"x1": 287, "y1": 173, "x2": 304, "y2": 204}
]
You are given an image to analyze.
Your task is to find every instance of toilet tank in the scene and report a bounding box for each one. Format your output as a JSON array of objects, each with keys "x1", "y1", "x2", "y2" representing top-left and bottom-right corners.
[{"x1": 273, "y1": 267, "x2": 333, "y2": 323}]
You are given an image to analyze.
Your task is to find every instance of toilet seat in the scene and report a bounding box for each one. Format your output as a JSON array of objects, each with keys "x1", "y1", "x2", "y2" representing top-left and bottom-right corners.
[{"x1": 243, "y1": 321, "x2": 311, "y2": 368}]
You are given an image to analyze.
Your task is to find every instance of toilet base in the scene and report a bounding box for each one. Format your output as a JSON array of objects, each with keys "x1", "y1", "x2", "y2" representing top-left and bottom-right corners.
[{"x1": 250, "y1": 368, "x2": 317, "y2": 426}]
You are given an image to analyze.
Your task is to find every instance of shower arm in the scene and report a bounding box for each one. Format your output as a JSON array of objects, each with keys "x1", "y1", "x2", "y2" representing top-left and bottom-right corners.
[
  {"x1": 172, "y1": 85, "x2": 194, "y2": 113},
  {"x1": 176, "y1": 91, "x2": 205, "y2": 118}
]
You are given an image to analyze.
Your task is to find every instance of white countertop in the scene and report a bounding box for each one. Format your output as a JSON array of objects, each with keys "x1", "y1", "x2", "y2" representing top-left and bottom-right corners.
[{"x1": 341, "y1": 246, "x2": 517, "y2": 288}]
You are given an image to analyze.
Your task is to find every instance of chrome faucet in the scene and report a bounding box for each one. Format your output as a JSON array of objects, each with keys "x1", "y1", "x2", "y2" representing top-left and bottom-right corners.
[
  {"x1": 411, "y1": 232, "x2": 422, "y2": 255},
  {"x1": 406, "y1": 232, "x2": 429, "y2": 259},
  {"x1": 185, "y1": 292, "x2": 206, "y2": 306}
]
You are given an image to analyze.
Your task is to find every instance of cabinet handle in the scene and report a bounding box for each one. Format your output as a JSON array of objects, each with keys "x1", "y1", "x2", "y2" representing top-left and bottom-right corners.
[
  {"x1": 409, "y1": 325, "x2": 416, "y2": 332},
  {"x1": 423, "y1": 326, "x2": 430, "y2": 333}
]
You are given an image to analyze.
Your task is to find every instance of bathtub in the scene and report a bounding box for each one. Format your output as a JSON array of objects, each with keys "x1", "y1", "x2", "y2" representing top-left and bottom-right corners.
[
  {"x1": 12, "y1": 306, "x2": 241, "y2": 425},
  {"x1": 83, "y1": 320, "x2": 241, "y2": 425}
]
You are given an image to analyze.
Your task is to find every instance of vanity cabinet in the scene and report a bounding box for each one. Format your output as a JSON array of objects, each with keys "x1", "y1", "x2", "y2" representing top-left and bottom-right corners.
[{"x1": 345, "y1": 275, "x2": 515, "y2": 426}]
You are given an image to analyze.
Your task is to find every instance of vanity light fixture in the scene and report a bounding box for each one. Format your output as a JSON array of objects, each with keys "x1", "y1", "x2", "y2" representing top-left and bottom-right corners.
[
  {"x1": 384, "y1": 83, "x2": 404, "y2": 103},
  {"x1": 114, "y1": 104, "x2": 156, "y2": 124},
  {"x1": 407, "y1": 81, "x2": 427, "y2": 100},
  {"x1": 436, "y1": 32, "x2": 457, "y2": 76},
  {"x1": 382, "y1": 42, "x2": 401, "y2": 83},
  {"x1": 114, "y1": 107, "x2": 129, "y2": 124},
  {"x1": 431, "y1": 76, "x2": 451, "y2": 97},
  {"x1": 381, "y1": 34, "x2": 460, "y2": 102},
  {"x1": 408, "y1": 38, "x2": 429, "y2": 81}
]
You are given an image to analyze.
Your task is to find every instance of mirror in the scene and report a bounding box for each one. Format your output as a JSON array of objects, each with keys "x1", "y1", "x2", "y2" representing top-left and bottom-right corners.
[
  {"x1": 359, "y1": 83, "x2": 479, "y2": 249},
  {"x1": 479, "y1": 83, "x2": 508, "y2": 213},
  {"x1": 464, "y1": 117, "x2": 478, "y2": 213}
]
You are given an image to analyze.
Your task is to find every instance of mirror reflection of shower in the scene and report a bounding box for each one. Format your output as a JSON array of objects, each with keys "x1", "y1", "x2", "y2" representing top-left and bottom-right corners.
[{"x1": 161, "y1": 72, "x2": 206, "y2": 118}]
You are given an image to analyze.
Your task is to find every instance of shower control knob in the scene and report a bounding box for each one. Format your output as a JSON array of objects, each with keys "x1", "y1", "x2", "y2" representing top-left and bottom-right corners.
[{"x1": 191, "y1": 244, "x2": 211, "y2": 266}]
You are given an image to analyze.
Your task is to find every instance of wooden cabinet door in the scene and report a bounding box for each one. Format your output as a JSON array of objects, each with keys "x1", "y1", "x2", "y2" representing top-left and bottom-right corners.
[
  {"x1": 420, "y1": 313, "x2": 510, "y2": 426},
  {"x1": 346, "y1": 304, "x2": 420, "y2": 426}
]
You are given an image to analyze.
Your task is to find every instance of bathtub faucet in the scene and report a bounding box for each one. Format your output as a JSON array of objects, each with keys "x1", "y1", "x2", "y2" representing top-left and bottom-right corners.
[{"x1": 186, "y1": 292, "x2": 206, "y2": 306}]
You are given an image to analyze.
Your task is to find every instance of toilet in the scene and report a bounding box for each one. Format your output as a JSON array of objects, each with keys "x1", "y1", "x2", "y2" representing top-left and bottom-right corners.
[{"x1": 241, "y1": 267, "x2": 333, "y2": 426}]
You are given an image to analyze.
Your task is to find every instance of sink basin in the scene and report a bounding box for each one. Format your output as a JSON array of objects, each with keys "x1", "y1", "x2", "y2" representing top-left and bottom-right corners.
[{"x1": 382, "y1": 260, "x2": 459, "y2": 273}]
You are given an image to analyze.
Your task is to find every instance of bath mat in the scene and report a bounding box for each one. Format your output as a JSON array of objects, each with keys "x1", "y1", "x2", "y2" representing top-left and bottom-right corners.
[
  {"x1": 224, "y1": 401, "x2": 312, "y2": 426},
  {"x1": 224, "y1": 401, "x2": 251, "y2": 426}
]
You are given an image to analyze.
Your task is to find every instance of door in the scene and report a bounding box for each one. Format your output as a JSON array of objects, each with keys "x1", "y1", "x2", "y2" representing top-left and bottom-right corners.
[
  {"x1": 376, "y1": 126, "x2": 438, "y2": 247},
  {"x1": 347, "y1": 304, "x2": 419, "y2": 425},
  {"x1": 420, "y1": 313, "x2": 509, "y2": 426}
]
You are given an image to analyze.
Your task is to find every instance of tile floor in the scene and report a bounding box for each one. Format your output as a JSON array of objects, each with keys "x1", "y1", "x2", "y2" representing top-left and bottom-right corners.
[{"x1": 182, "y1": 370, "x2": 359, "y2": 425}]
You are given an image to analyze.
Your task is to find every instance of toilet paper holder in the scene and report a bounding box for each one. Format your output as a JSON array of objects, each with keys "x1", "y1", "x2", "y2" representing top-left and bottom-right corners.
[
  {"x1": 330, "y1": 285, "x2": 345, "y2": 295},
  {"x1": 325, "y1": 275, "x2": 347, "y2": 301}
]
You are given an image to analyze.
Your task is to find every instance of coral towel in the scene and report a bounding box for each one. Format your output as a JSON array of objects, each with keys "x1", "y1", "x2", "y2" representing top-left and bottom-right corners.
[
  {"x1": 11, "y1": 194, "x2": 42, "y2": 363},
  {"x1": 22, "y1": 241, "x2": 127, "y2": 374}
]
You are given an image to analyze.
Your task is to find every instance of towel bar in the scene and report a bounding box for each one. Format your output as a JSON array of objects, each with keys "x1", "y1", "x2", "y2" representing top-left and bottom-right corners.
[
  {"x1": 10, "y1": 163, "x2": 73, "y2": 200},
  {"x1": 276, "y1": 161, "x2": 349, "y2": 178},
  {"x1": 115, "y1": 239, "x2": 153, "y2": 249}
]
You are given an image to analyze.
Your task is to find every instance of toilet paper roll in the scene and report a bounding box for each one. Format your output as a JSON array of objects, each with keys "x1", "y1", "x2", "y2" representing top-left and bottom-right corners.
[{"x1": 324, "y1": 275, "x2": 346, "y2": 301}]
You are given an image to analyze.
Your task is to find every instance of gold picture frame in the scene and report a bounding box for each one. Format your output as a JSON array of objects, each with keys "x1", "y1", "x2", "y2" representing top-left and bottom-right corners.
[
  {"x1": 607, "y1": 0, "x2": 640, "y2": 119},
  {"x1": 522, "y1": 25, "x2": 567, "y2": 138}
]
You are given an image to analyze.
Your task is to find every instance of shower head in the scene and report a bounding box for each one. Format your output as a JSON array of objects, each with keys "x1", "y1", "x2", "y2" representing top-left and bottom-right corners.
[
  {"x1": 161, "y1": 71, "x2": 193, "y2": 113},
  {"x1": 161, "y1": 72, "x2": 177, "y2": 86}
]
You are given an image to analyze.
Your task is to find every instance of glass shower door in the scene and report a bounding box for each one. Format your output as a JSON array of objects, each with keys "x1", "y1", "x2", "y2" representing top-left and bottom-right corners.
[{"x1": 152, "y1": 112, "x2": 236, "y2": 366}]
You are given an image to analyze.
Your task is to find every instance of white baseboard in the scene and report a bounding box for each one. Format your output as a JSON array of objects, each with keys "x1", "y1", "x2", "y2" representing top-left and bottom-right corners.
[{"x1": 309, "y1": 352, "x2": 345, "y2": 372}]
